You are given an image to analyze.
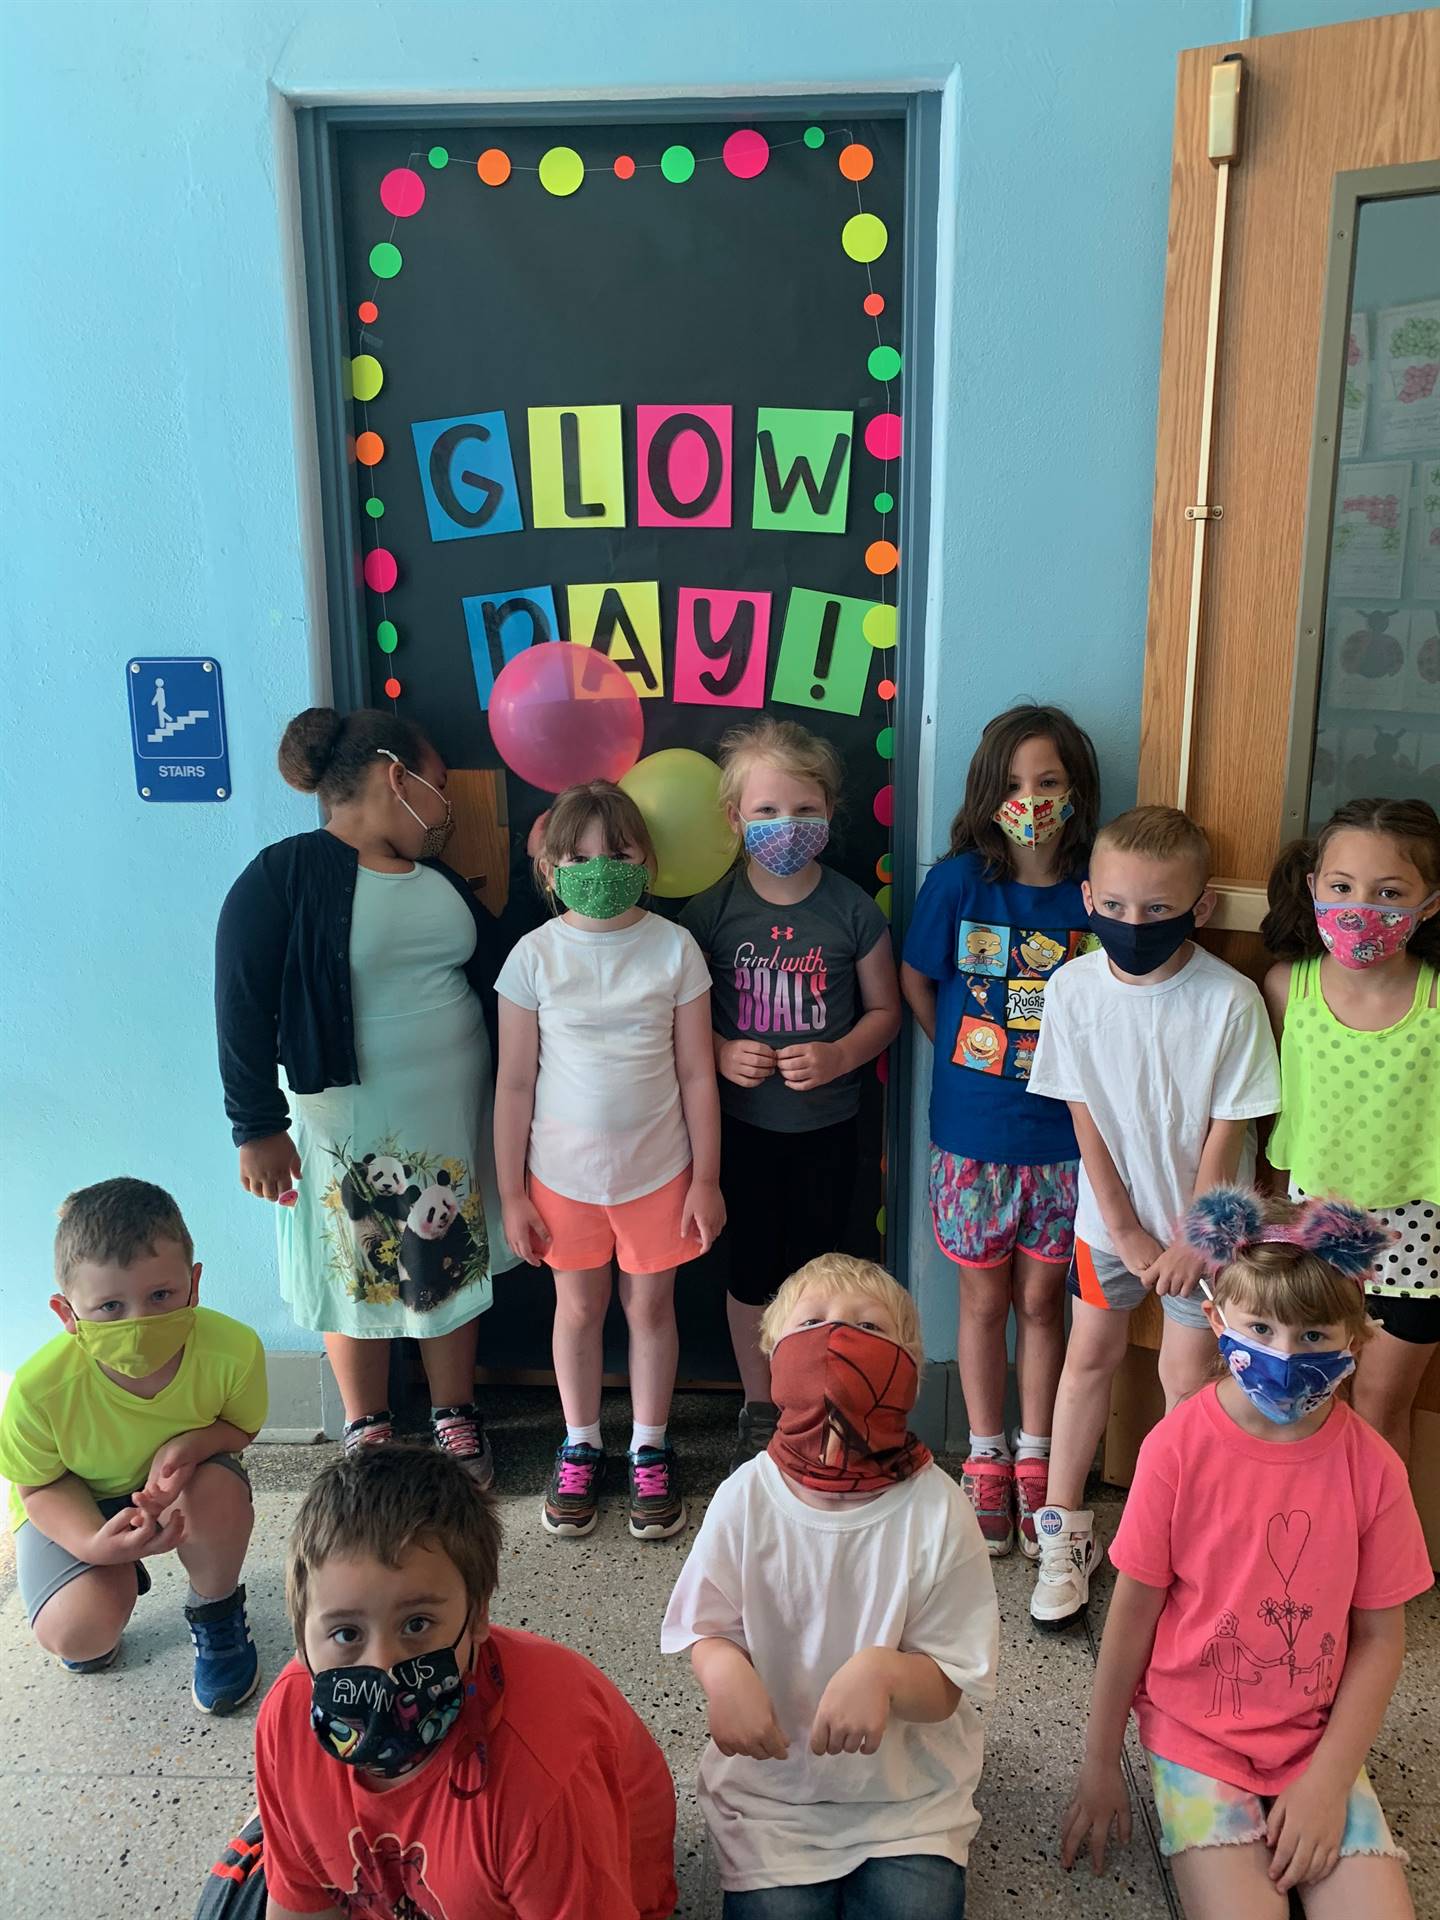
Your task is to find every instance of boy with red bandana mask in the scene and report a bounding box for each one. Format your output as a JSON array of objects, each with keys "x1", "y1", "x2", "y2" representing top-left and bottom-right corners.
[{"x1": 662, "y1": 1255, "x2": 998, "y2": 1917}]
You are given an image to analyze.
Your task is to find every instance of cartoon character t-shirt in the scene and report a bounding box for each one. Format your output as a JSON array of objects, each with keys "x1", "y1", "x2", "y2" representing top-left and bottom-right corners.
[
  {"x1": 1109, "y1": 1385, "x2": 1432, "y2": 1795},
  {"x1": 902, "y1": 852, "x2": 1094, "y2": 1163},
  {"x1": 682, "y1": 865, "x2": 890, "y2": 1134}
]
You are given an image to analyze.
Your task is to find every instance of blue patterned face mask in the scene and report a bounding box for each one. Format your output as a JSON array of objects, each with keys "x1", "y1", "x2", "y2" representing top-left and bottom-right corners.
[
  {"x1": 1215, "y1": 1310, "x2": 1354, "y2": 1425},
  {"x1": 743, "y1": 816, "x2": 830, "y2": 877}
]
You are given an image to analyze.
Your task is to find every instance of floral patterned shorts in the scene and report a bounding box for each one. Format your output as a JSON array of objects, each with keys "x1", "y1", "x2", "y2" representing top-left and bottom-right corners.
[
  {"x1": 1146, "y1": 1753, "x2": 1406, "y2": 1861},
  {"x1": 928, "y1": 1148, "x2": 1078, "y2": 1268}
]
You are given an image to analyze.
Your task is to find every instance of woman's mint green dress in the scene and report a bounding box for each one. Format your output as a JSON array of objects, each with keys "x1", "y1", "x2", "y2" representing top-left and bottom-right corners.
[{"x1": 278, "y1": 863, "x2": 513, "y2": 1340}]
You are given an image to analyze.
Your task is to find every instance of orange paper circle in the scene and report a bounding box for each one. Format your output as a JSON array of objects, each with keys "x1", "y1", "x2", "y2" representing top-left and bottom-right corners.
[
  {"x1": 865, "y1": 539, "x2": 899, "y2": 576},
  {"x1": 476, "y1": 148, "x2": 511, "y2": 186},
  {"x1": 614, "y1": 154, "x2": 636, "y2": 180},
  {"x1": 384, "y1": 676, "x2": 402, "y2": 699},
  {"x1": 877, "y1": 677, "x2": 896, "y2": 701},
  {"x1": 355, "y1": 431, "x2": 385, "y2": 467},
  {"x1": 357, "y1": 299, "x2": 378, "y2": 324},
  {"x1": 863, "y1": 291, "x2": 885, "y2": 317},
  {"x1": 838, "y1": 142, "x2": 874, "y2": 181}
]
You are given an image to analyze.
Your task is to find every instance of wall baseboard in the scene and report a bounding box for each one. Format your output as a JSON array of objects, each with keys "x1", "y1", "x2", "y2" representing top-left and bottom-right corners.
[{"x1": 256, "y1": 1350, "x2": 345, "y2": 1443}]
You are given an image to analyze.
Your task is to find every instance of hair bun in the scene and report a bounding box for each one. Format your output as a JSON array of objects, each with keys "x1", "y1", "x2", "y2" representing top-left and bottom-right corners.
[{"x1": 278, "y1": 708, "x2": 346, "y2": 793}]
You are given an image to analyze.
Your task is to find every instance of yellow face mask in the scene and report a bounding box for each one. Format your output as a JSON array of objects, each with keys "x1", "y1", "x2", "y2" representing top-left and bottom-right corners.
[{"x1": 70, "y1": 1302, "x2": 195, "y2": 1378}]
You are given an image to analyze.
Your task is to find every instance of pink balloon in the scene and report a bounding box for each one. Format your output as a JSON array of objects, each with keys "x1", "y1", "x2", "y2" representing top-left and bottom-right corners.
[{"x1": 489, "y1": 643, "x2": 645, "y2": 794}]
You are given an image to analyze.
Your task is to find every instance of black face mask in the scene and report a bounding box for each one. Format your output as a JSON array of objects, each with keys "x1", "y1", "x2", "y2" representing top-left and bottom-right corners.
[
  {"x1": 1087, "y1": 904, "x2": 1198, "y2": 977},
  {"x1": 308, "y1": 1619, "x2": 469, "y2": 1778}
]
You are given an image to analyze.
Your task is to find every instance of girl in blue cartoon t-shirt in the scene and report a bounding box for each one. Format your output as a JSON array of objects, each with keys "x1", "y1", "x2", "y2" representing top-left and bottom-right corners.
[{"x1": 901, "y1": 704, "x2": 1100, "y2": 1559}]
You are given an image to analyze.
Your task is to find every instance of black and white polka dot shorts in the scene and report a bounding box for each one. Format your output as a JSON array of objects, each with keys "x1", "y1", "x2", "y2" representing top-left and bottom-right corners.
[{"x1": 1295, "y1": 1193, "x2": 1440, "y2": 1346}]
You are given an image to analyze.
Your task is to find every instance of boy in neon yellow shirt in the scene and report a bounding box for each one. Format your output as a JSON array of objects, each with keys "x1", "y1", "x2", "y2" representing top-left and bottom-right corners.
[{"x1": 0, "y1": 1178, "x2": 267, "y2": 1712}]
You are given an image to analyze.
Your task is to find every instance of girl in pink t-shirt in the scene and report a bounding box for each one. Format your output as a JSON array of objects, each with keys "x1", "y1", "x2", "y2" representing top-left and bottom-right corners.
[{"x1": 1061, "y1": 1188, "x2": 1432, "y2": 1917}]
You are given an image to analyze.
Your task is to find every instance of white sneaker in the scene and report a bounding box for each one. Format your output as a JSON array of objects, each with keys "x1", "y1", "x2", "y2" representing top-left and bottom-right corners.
[{"x1": 1030, "y1": 1506, "x2": 1102, "y2": 1629}]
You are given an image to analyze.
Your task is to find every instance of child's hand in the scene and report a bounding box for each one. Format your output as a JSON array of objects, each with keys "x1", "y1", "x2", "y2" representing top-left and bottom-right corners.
[
  {"x1": 1116, "y1": 1228, "x2": 1165, "y2": 1282},
  {"x1": 776, "y1": 1043, "x2": 842, "y2": 1093},
  {"x1": 501, "y1": 1195, "x2": 552, "y2": 1268},
  {"x1": 1140, "y1": 1238, "x2": 1207, "y2": 1298},
  {"x1": 137, "y1": 1436, "x2": 201, "y2": 1513},
  {"x1": 1266, "y1": 1765, "x2": 1348, "y2": 1891},
  {"x1": 809, "y1": 1649, "x2": 892, "y2": 1755},
  {"x1": 707, "y1": 1660, "x2": 790, "y2": 1760},
  {"x1": 1060, "y1": 1758, "x2": 1132, "y2": 1874},
  {"x1": 681, "y1": 1179, "x2": 727, "y2": 1254},
  {"x1": 88, "y1": 1503, "x2": 186, "y2": 1566},
  {"x1": 239, "y1": 1132, "x2": 302, "y2": 1203},
  {"x1": 718, "y1": 1039, "x2": 777, "y2": 1088}
]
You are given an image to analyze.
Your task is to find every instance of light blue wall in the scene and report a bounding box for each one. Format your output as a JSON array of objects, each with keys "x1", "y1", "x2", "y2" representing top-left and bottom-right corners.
[{"x1": 2, "y1": 0, "x2": 1426, "y2": 1366}]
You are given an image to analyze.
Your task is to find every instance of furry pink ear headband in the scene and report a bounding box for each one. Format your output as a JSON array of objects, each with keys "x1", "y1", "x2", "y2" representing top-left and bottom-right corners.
[{"x1": 1182, "y1": 1186, "x2": 1392, "y2": 1281}]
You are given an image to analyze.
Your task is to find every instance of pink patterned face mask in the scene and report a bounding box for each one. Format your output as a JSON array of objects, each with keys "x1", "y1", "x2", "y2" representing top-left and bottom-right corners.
[{"x1": 1312, "y1": 892, "x2": 1438, "y2": 970}]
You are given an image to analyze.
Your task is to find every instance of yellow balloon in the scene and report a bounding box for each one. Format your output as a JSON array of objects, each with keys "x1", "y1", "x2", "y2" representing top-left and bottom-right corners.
[{"x1": 619, "y1": 749, "x2": 738, "y2": 899}]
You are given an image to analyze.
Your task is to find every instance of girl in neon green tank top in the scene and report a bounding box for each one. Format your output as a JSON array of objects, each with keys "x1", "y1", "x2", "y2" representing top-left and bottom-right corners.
[{"x1": 1262, "y1": 797, "x2": 1440, "y2": 1462}]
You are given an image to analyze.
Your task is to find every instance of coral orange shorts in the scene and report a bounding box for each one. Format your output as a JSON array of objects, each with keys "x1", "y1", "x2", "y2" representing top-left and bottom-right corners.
[{"x1": 528, "y1": 1165, "x2": 702, "y2": 1275}]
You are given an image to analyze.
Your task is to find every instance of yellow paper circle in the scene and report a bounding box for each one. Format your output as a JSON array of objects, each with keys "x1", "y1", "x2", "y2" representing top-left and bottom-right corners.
[
  {"x1": 841, "y1": 212, "x2": 888, "y2": 263},
  {"x1": 538, "y1": 146, "x2": 585, "y2": 197},
  {"x1": 862, "y1": 604, "x2": 897, "y2": 650},
  {"x1": 875, "y1": 884, "x2": 893, "y2": 919},
  {"x1": 350, "y1": 354, "x2": 384, "y2": 402}
]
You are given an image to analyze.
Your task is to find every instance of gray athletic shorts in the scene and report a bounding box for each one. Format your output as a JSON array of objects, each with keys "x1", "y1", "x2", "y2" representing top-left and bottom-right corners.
[
  {"x1": 1066, "y1": 1236, "x2": 1211, "y2": 1330},
  {"x1": 15, "y1": 1452, "x2": 251, "y2": 1625}
]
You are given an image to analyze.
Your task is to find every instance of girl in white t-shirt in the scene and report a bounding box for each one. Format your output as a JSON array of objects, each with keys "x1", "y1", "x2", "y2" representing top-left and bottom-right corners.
[{"x1": 495, "y1": 781, "x2": 724, "y2": 1543}]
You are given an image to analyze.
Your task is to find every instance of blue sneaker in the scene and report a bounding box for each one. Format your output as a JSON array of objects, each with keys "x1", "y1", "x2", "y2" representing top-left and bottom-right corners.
[
  {"x1": 186, "y1": 1584, "x2": 260, "y2": 1715},
  {"x1": 61, "y1": 1643, "x2": 120, "y2": 1674}
]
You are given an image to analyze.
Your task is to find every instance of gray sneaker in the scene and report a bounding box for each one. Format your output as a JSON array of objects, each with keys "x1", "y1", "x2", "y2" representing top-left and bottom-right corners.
[{"x1": 729, "y1": 1400, "x2": 779, "y2": 1475}]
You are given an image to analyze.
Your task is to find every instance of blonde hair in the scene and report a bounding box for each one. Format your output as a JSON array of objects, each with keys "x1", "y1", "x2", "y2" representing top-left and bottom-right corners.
[
  {"x1": 759, "y1": 1254, "x2": 924, "y2": 1367},
  {"x1": 1093, "y1": 804, "x2": 1211, "y2": 887},
  {"x1": 533, "y1": 780, "x2": 657, "y2": 893},
  {"x1": 1208, "y1": 1197, "x2": 1375, "y2": 1370},
  {"x1": 717, "y1": 717, "x2": 843, "y2": 816}
]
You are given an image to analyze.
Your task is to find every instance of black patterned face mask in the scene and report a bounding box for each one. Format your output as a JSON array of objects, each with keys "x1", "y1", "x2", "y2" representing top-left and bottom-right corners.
[{"x1": 308, "y1": 1622, "x2": 468, "y2": 1778}]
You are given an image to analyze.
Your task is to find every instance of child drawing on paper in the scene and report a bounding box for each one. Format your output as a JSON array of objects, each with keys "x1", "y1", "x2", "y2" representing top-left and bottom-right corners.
[{"x1": 1199, "y1": 1611, "x2": 1266, "y2": 1719}]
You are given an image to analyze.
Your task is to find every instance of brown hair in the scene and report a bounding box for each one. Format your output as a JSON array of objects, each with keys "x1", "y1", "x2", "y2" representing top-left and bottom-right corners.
[
  {"x1": 717, "y1": 717, "x2": 843, "y2": 816},
  {"x1": 1260, "y1": 797, "x2": 1440, "y2": 962},
  {"x1": 287, "y1": 1445, "x2": 501, "y2": 1650},
  {"x1": 1092, "y1": 804, "x2": 1211, "y2": 885},
  {"x1": 946, "y1": 705, "x2": 1098, "y2": 880},
  {"x1": 1207, "y1": 1197, "x2": 1375, "y2": 1372},
  {"x1": 759, "y1": 1253, "x2": 924, "y2": 1368},
  {"x1": 55, "y1": 1178, "x2": 193, "y2": 1288},
  {"x1": 535, "y1": 780, "x2": 657, "y2": 893},
  {"x1": 278, "y1": 707, "x2": 433, "y2": 807}
]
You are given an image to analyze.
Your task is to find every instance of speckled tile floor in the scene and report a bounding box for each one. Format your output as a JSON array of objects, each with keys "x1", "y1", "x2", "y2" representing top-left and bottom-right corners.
[{"x1": 1, "y1": 1389, "x2": 1436, "y2": 1918}]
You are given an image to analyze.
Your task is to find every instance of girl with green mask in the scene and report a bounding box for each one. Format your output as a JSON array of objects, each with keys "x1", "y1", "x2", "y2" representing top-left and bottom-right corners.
[{"x1": 494, "y1": 781, "x2": 725, "y2": 1546}]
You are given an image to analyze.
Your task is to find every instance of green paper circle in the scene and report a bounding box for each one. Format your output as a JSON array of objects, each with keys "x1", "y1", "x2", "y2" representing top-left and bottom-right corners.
[
  {"x1": 376, "y1": 620, "x2": 398, "y2": 653},
  {"x1": 874, "y1": 885, "x2": 892, "y2": 921},
  {"x1": 369, "y1": 241, "x2": 403, "y2": 280},
  {"x1": 365, "y1": 497, "x2": 385, "y2": 519},
  {"x1": 538, "y1": 145, "x2": 585, "y2": 197},
  {"x1": 876, "y1": 726, "x2": 895, "y2": 761},
  {"x1": 868, "y1": 344, "x2": 901, "y2": 381},
  {"x1": 877, "y1": 852, "x2": 893, "y2": 881},
  {"x1": 803, "y1": 126, "x2": 825, "y2": 149},
  {"x1": 876, "y1": 1204, "x2": 887, "y2": 1235},
  {"x1": 874, "y1": 489, "x2": 894, "y2": 514},
  {"x1": 842, "y1": 212, "x2": 888, "y2": 263},
  {"x1": 660, "y1": 144, "x2": 696, "y2": 184},
  {"x1": 427, "y1": 146, "x2": 449, "y2": 169}
]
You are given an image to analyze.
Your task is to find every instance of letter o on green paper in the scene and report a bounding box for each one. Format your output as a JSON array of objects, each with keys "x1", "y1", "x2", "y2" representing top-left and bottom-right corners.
[
  {"x1": 842, "y1": 213, "x2": 888, "y2": 263},
  {"x1": 660, "y1": 145, "x2": 696, "y2": 184}
]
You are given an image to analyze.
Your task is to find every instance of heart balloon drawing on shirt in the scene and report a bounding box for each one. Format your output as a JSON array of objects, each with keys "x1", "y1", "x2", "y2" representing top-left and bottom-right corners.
[{"x1": 1266, "y1": 1510, "x2": 1312, "y2": 1589}]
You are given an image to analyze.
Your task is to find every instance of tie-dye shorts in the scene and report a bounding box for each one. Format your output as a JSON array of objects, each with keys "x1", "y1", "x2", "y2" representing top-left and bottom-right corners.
[
  {"x1": 1146, "y1": 1751, "x2": 1407, "y2": 1862},
  {"x1": 928, "y1": 1148, "x2": 1077, "y2": 1268}
]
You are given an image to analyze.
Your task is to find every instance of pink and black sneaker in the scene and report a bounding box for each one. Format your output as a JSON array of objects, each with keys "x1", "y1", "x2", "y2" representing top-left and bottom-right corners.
[
  {"x1": 627, "y1": 1444, "x2": 686, "y2": 1541},
  {"x1": 1013, "y1": 1455, "x2": 1050, "y2": 1559},
  {"x1": 542, "y1": 1441, "x2": 605, "y2": 1537},
  {"x1": 960, "y1": 1454, "x2": 1015, "y2": 1557}
]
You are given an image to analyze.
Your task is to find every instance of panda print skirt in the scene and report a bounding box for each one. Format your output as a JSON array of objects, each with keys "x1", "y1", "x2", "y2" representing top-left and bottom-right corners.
[{"x1": 278, "y1": 986, "x2": 516, "y2": 1340}]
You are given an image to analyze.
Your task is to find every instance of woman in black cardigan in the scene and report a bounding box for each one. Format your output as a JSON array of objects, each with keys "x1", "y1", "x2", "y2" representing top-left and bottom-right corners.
[{"x1": 216, "y1": 707, "x2": 513, "y2": 1480}]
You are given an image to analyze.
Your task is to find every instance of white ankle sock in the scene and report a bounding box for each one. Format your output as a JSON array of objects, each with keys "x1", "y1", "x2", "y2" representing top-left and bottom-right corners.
[
  {"x1": 1014, "y1": 1430, "x2": 1051, "y2": 1461},
  {"x1": 565, "y1": 1421, "x2": 603, "y2": 1451},
  {"x1": 630, "y1": 1422, "x2": 667, "y2": 1455},
  {"x1": 968, "y1": 1430, "x2": 1011, "y2": 1460}
]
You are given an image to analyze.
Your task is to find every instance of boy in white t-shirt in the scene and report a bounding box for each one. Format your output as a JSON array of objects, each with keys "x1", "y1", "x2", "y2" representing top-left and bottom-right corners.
[
  {"x1": 662, "y1": 1254, "x2": 998, "y2": 1917},
  {"x1": 1025, "y1": 806, "x2": 1280, "y2": 1629}
]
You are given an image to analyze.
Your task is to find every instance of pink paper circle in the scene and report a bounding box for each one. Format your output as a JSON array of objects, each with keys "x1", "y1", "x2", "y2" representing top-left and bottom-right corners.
[
  {"x1": 364, "y1": 548, "x2": 398, "y2": 593},
  {"x1": 864, "y1": 413, "x2": 903, "y2": 461},
  {"x1": 873, "y1": 784, "x2": 895, "y2": 828},
  {"x1": 379, "y1": 168, "x2": 426, "y2": 217},
  {"x1": 722, "y1": 129, "x2": 770, "y2": 179},
  {"x1": 876, "y1": 1051, "x2": 890, "y2": 1085}
]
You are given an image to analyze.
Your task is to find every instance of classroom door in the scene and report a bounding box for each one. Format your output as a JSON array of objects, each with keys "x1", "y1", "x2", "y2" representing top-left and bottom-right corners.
[{"x1": 1116, "y1": 11, "x2": 1440, "y2": 1553}]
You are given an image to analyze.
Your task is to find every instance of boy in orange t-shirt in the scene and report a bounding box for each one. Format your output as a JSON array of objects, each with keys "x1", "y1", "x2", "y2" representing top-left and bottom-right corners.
[{"x1": 250, "y1": 1445, "x2": 677, "y2": 1920}]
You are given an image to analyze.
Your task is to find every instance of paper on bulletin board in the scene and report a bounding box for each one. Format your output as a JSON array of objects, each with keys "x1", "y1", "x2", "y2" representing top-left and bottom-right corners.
[
  {"x1": 1341, "y1": 723, "x2": 1421, "y2": 798},
  {"x1": 1409, "y1": 606, "x2": 1440, "y2": 715},
  {"x1": 1374, "y1": 300, "x2": 1440, "y2": 455},
  {"x1": 1329, "y1": 461, "x2": 1409, "y2": 599},
  {"x1": 1415, "y1": 460, "x2": 1440, "y2": 600},
  {"x1": 1339, "y1": 312, "x2": 1370, "y2": 460},
  {"x1": 1321, "y1": 603, "x2": 1408, "y2": 712}
]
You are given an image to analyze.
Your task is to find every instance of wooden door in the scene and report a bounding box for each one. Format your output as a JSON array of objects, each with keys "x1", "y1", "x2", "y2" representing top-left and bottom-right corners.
[{"x1": 1114, "y1": 12, "x2": 1440, "y2": 1557}]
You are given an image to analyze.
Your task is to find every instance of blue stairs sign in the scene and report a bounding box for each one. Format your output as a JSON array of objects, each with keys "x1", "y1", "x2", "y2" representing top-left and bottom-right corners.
[{"x1": 127, "y1": 657, "x2": 230, "y2": 802}]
